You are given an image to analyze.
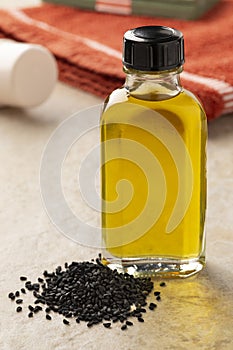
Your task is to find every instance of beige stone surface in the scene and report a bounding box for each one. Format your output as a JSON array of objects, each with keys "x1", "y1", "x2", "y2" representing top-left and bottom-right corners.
[
  {"x1": 0, "y1": 1, "x2": 233, "y2": 349},
  {"x1": 0, "y1": 80, "x2": 232, "y2": 350}
]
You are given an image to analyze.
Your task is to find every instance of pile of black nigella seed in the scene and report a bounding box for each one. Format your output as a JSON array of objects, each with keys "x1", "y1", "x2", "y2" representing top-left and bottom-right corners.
[{"x1": 8, "y1": 255, "x2": 166, "y2": 331}]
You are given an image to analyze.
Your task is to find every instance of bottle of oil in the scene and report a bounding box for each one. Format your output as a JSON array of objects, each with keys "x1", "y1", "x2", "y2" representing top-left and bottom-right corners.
[{"x1": 100, "y1": 26, "x2": 207, "y2": 278}]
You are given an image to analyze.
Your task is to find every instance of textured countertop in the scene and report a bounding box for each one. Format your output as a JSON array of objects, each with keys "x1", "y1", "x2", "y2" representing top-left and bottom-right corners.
[
  {"x1": 0, "y1": 1, "x2": 233, "y2": 349},
  {"x1": 0, "y1": 80, "x2": 232, "y2": 350}
]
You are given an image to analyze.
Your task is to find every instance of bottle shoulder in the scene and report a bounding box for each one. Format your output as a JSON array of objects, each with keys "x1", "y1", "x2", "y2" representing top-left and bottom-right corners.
[
  {"x1": 103, "y1": 87, "x2": 128, "y2": 112},
  {"x1": 103, "y1": 87, "x2": 205, "y2": 115},
  {"x1": 101, "y1": 87, "x2": 207, "y2": 132}
]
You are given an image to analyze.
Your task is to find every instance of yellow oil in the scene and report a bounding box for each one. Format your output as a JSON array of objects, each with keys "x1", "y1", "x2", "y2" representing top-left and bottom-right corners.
[{"x1": 101, "y1": 87, "x2": 207, "y2": 264}]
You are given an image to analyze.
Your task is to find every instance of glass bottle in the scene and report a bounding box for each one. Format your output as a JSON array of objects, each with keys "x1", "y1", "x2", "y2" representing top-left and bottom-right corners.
[{"x1": 100, "y1": 26, "x2": 207, "y2": 278}]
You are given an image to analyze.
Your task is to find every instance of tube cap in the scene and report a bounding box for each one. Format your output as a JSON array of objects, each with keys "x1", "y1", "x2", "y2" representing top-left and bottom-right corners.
[
  {"x1": 123, "y1": 26, "x2": 184, "y2": 71},
  {"x1": 0, "y1": 40, "x2": 57, "y2": 107}
]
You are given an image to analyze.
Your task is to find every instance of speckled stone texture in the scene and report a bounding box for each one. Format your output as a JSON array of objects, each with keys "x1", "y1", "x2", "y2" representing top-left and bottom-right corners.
[{"x1": 0, "y1": 79, "x2": 232, "y2": 350}]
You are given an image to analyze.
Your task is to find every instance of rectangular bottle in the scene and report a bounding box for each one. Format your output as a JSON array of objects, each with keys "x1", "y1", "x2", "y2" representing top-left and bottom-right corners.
[{"x1": 100, "y1": 26, "x2": 207, "y2": 278}]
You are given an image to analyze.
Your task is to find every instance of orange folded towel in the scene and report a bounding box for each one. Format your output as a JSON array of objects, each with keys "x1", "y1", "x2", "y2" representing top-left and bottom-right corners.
[{"x1": 0, "y1": 0, "x2": 232, "y2": 120}]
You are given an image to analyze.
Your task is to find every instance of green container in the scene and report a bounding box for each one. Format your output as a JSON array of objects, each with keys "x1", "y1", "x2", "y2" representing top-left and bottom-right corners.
[
  {"x1": 43, "y1": 0, "x2": 220, "y2": 20},
  {"x1": 132, "y1": 0, "x2": 220, "y2": 20},
  {"x1": 43, "y1": 0, "x2": 95, "y2": 11}
]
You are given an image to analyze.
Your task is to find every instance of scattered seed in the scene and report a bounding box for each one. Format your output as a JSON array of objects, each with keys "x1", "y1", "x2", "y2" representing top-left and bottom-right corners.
[
  {"x1": 103, "y1": 322, "x2": 111, "y2": 328},
  {"x1": 137, "y1": 317, "x2": 144, "y2": 323},
  {"x1": 149, "y1": 303, "x2": 157, "y2": 311},
  {"x1": 46, "y1": 314, "x2": 52, "y2": 320},
  {"x1": 28, "y1": 312, "x2": 33, "y2": 318},
  {"x1": 160, "y1": 282, "x2": 166, "y2": 287},
  {"x1": 15, "y1": 291, "x2": 20, "y2": 297},
  {"x1": 121, "y1": 324, "x2": 127, "y2": 331},
  {"x1": 16, "y1": 299, "x2": 23, "y2": 304},
  {"x1": 20, "y1": 276, "x2": 27, "y2": 281},
  {"x1": 8, "y1": 292, "x2": 15, "y2": 300},
  {"x1": 154, "y1": 291, "x2": 160, "y2": 296},
  {"x1": 75, "y1": 318, "x2": 80, "y2": 323},
  {"x1": 126, "y1": 320, "x2": 133, "y2": 326},
  {"x1": 16, "y1": 306, "x2": 22, "y2": 312},
  {"x1": 156, "y1": 295, "x2": 161, "y2": 301},
  {"x1": 38, "y1": 278, "x2": 44, "y2": 283},
  {"x1": 28, "y1": 305, "x2": 34, "y2": 312},
  {"x1": 21, "y1": 288, "x2": 26, "y2": 294},
  {"x1": 34, "y1": 306, "x2": 42, "y2": 313},
  {"x1": 63, "y1": 319, "x2": 69, "y2": 325},
  {"x1": 45, "y1": 307, "x2": 51, "y2": 313}
]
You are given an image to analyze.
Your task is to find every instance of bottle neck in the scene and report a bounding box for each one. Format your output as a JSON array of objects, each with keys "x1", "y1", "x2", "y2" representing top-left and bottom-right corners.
[{"x1": 124, "y1": 66, "x2": 183, "y2": 101}]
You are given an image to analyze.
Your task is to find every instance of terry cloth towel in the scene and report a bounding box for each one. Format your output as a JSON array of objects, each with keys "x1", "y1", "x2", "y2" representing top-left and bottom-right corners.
[{"x1": 0, "y1": 0, "x2": 232, "y2": 120}]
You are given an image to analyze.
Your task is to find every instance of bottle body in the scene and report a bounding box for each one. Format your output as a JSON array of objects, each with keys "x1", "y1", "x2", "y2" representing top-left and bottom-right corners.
[{"x1": 100, "y1": 69, "x2": 207, "y2": 278}]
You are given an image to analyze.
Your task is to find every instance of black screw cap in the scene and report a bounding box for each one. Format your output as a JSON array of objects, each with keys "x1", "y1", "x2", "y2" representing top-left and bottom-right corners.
[{"x1": 123, "y1": 25, "x2": 184, "y2": 71}]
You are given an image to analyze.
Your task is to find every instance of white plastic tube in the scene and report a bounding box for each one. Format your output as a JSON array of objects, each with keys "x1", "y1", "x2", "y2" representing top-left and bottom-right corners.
[{"x1": 0, "y1": 39, "x2": 58, "y2": 107}]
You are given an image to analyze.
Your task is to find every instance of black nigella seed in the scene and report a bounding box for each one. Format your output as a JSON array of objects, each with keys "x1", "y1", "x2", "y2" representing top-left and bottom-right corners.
[
  {"x1": 149, "y1": 303, "x2": 157, "y2": 311},
  {"x1": 9, "y1": 257, "x2": 156, "y2": 329},
  {"x1": 20, "y1": 276, "x2": 27, "y2": 281},
  {"x1": 121, "y1": 324, "x2": 127, "y2": 331},
  {"x1": 16, "y1": 306, "x2": 22, "y2": 312},
  {"x1": 33, "y1": 291, "x2": 39, "y2": 298},
  {"x1": 21, "y1": 288, "x2": 26, "y2": 294},
  {"x1": 139, "y1": 308, "x2": 147, "y2": 313},
  {"x1": 119, "y1": 316, "x2": 125, "y2": 323},
  {"x1": 141, "y1": 301, "x2": 147, "y2": 307},
  {"x1": 156, "y1": 296, "x2": 161, "y2": 301},
  {"x1": 103, "y1": 322, "x2": 111, "y2": 328},
  {"x1": 16, "y1": 299, "x2": 23, "y2": 304},
  {"x1": 46, "y1": 314, "x2": 52, "y2": 320},
  {"x1": 160, "y1": 282, "x2": 166, "y2": 287},
  {"x1": 154, "y1": 291, "x2": 160, "y2": 296},
  {"x1": 32, "y1": 283, "x2": 40, "y2": 291},
  {"x1": 34, "y1": 306, "x2": 42, "y2": 313},
  {"x1": 28, "y1": 312, "x2": 33, "y2": 318},
  {"x1": 103, "y1": 315, "x2": 111, "y2": 321},
  {"x1": 137, "y1": 317, "x2": 144, "y2": 323},
  {"x1": 25, "y1": 283, "x2": 33, "y2": 291},
  {"x1": 15, "y1": 291, "x2": 20, "y2": 297},
  {"x1": 8, "y1": 292, "x2": 15, "y2": 300}
]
